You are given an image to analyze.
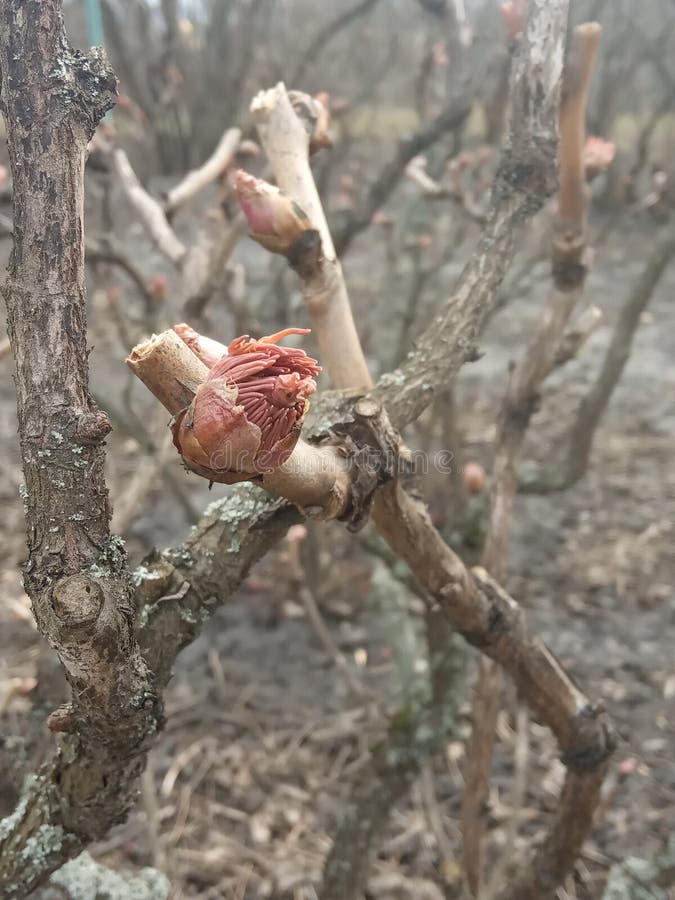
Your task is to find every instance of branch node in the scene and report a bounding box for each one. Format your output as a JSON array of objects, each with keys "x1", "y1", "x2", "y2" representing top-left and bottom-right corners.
[
  {"x1": 47, "y1": 704, "x2": 75, "y2": 733},
  {"x1": 562, "y1": 706, "x2": 617, "y2": 774},
  {"x1": 75, "y1": 408, "x2": 112, "y2": 445},
  {"x1": 51, "y1": 575, "x2": 104, "y2": 635}
]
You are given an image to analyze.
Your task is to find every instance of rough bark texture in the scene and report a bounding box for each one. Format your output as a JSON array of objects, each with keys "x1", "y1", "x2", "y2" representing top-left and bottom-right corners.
[
  {"x1": 134, "y1": 487, "x2": 301, "y2": 688},
  {"x1": 244, "y1": 4, "x2": 612, "y2": 896},
  {"x1": 0, "y1": 3, "x2": 160, "y2": 895}
]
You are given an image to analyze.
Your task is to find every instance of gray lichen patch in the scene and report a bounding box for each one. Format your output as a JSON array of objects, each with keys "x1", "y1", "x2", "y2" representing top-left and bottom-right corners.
[
  {"x1": 19, "y1": 823, "x2": 65, "y2": 867},
  {"x1": 50, "y1": 851, "x2": 170, "y2": 900}
]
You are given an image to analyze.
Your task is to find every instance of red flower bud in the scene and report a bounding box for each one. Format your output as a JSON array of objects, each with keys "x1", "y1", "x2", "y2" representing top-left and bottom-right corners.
[
  {"x1": 172, "y1": 326, "x2": 320, "y2": 478},
  {"x1": 234, "y1": 169, "x2": 313, "y2": 255}
]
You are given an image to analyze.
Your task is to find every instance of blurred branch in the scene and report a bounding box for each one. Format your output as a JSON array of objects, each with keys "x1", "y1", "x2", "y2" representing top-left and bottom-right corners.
[
  {"x1": 290, "y1": 0, "x2": 383, "y2": 86},
  {"x1": 333, "y1": 94, "x2": 472, "y2": 256},
  {"x1": 114, "y1": 148, "x2": 187, "y2": 264},
  {"x1": 522, "y1": 222, "x2": 675, "y2": 494},
  {"x1": 85, "y1": 233, "x2": 155, "y2": 307},
  {"x1": 553, "y1": 304, "x2": 603, "y2": 367},
  {"x1": 321, "y1": 660, "x2": 463, "y2": 900},
  {"x1": 164, "y1": 127, "x2": 241, "y2": 216},
  {"x1": 0, "y1": 211, "x2": 13, "y2": 237},
  {"x1": 183, "y1": 212, "x2": 250, "y2": 325}
]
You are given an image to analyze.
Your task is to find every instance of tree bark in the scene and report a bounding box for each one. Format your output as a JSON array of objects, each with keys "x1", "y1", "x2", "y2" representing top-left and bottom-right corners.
[{"x1": 0, "y1": 3, "x2": 160, "y2": 894}]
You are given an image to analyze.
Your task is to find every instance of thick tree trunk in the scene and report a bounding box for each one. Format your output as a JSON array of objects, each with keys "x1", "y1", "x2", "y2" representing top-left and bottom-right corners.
[{"x1": 0, "y1": 3, "x2": 160, "y2": 894}]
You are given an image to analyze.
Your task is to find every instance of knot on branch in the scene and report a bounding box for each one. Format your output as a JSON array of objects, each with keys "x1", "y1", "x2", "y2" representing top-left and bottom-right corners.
[
  {"x1": 75, "y1": 407, "x2": 112, "y2": 444},
  {"x1": 287, "y1": 228, "x2": 324, "y2": 281},
  {"x1": 52, "y1": 574, "x2": 104, "y2": 637},
  {"x1": 552, "y1": 229, "x2": 590, "y2": 290},
  {"x1": 493, "y1": 150, "x2": 558, "y2": 221},
  {"x1": 63, "y1": 47, "x2": 117, "y2": 137},
  {"x1": 561, "y1": 704, "x2": 617, "y2": 774},
  {"x1": 316, "y1": 397, "x2": 400, "y2": 531},
  {"x1": 47, "y1": 704, "x2": 75, "y2": 733}
]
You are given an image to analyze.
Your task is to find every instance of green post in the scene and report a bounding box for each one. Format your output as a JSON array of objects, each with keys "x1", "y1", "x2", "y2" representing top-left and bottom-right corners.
[{"x1": 84, "y1": 0, "x2": 105, "y2": 49}]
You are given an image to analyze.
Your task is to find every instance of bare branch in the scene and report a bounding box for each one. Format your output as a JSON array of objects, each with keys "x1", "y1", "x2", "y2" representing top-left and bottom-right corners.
[
  {"x1": 164, "y1": 128, "x2": 241, "y2": 216},
  {"x1": 462, "y1": 20, "x2": 601, "y2": 895},
  {"x1": 554, "y1": 304, "x2": 603, "y2": 367},
  {"x1": 114, "y1": 148, "x2": 187, "y2": 264},
  {"x1": 332, "y1": 95, "x2": 471, "y2": 257},
  {"x1": 290, "y1": 0, "x2": 383, "y2": 86},
  {"x1": 85, "y1": 234, "x2": 155, "y2": 307},
  {"x1": 524, "y1": 225, "x2": 675, "y2": 493}
]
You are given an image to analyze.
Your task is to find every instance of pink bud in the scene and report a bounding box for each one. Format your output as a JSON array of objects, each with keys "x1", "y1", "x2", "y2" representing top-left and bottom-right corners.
[
  {"x1": 174, "y1": 323, "x2": 229, "y2": 368},
  {"x1": 583, "y1": 137, "x2": 616, "y2": 176},
  {"x1": 463, "y1": 461, "x2": 486, "y2": 494},
  {"x1": 234, "y1": 170, "x2": 313, "y2": 255},
  {"x1": 432, "y1": 41, "x2": 449, "y2": 67},
  {"x1": 311, "y1": 92, "x2": 333, "y2": 154},
  {"x1": 172, "y1": 327, "x2": 321, "y2": 477},
  {"x1": 500, "y1": 0, "x2": 526, "y2": 39},
  {"x1": 147, "y1": 275, "x2": 168, "y2": 301}
]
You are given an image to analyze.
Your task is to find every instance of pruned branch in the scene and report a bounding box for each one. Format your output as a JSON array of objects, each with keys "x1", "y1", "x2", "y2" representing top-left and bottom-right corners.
[
  {"x1": 251, "y1": 84, "x2": 373, "y2": 389},
  {"x1": 523, "y1": 223, "x2": 675, "y2": 494},
  {"x1": 555, "y1": 22, "x2": 602, "y2": 286}
]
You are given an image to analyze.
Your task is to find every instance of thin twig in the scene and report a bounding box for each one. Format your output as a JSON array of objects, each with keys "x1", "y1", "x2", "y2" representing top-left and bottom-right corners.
[{"x1": 164, "y1": 127, "x2": 241, "y2": 216}]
